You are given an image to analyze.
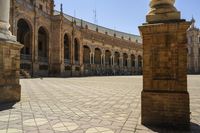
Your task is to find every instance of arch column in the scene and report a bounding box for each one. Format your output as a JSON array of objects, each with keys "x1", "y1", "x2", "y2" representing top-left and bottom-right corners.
[
  {"x1": 89, "y1": 52, "x2": 92, "y2": 64},
  {"x1": 119, "y1": 53, "x2": 123, "y2": 68},
  {"x1": 127, "y1": 55, "x2": 131, "y2": 68},
  {"x1": 101, "y1": 50, "x2": 105, "y2": 66},
  {"x1": 111, "y1": 51, "x2": 115, "y2": 66},
  {"x1": 92, "y1": 53, "x2": 95, "y2": 64}
]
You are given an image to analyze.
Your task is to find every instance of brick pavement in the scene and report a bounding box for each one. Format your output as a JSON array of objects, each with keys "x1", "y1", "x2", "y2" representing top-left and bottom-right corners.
[{"x1": 0, "y1": 76, "x2": 199, "y2": 133}]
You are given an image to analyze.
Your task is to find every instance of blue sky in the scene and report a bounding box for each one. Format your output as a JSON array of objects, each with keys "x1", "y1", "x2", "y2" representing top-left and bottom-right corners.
[{"x1": 54, "y1": 0, "x2": 200, "y2": 35}]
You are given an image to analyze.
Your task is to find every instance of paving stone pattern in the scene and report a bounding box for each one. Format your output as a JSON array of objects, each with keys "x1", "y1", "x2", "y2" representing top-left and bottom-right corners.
[{"x1": 0, "y1": 76, "x2": 200, "y2": 133}]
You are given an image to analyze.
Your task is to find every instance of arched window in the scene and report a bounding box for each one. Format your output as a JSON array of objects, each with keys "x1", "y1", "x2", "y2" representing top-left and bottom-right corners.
[
  {"x1": 83, "y1": 45, "x2": 90, "y2": 64},
  {"x1": 17, "y1": 19, "x2": 32, "y2": 56},
  {"x1": 38, "y1": 27, "x2": 48, "y2": 58},
  {"x1": 74, "y1": 38, "x2": 79, "y2": 62},
  {"x1": 64, "y1": 34, "x2": 70, "y2": 60},
  {"x1": 94, "y1": 48, "x2": 101, "y2": 64}
]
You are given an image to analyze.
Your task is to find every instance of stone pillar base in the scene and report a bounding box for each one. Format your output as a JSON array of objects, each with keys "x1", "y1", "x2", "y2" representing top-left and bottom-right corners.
[
  {"x1": 141, "y1": 91, "x2": 190, "y2": 129},
  {"x1": 0, "y1": 84, "x2": 21, "y2": 104},
  {"x1": 0, "y1": 40, "x2": 23, "y2": 104}
]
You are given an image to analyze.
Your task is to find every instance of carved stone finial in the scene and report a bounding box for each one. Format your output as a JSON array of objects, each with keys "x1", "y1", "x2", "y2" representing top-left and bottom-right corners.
[{"x1": 147, "y1": 0, "x2": 181, "y2": 23}]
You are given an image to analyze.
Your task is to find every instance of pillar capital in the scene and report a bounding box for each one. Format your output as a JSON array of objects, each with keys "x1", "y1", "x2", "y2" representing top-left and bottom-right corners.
[{"x1": 147, "y1": 0, "x2": 181, "y2": 23}]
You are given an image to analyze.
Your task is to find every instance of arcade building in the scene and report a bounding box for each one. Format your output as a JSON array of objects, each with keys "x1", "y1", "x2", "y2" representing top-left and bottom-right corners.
[{"x1": 10, "y1": 0, "x2": 143, "y2": 77}]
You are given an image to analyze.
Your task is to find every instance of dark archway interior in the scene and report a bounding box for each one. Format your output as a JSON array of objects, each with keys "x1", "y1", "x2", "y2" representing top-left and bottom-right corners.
[
  {"x1": 64, "y1": 34, "x2": 70, "y2": 60},
  {"x1": 17, "y1": 19, "x2": 31, "y2": 55},
  {"x1": 105, "y1": 50, "x2": 111, "y2": 65},
  {"x1": 38, "y1": 27, "x2": 48, "y2": 58},
  {"x1": 131, "y1": 54, "x2": 135, "y2": 67},
  {"x1": 74, "y1": 38, "x2": 79, "y2": 62},
  {"x1": 95, "y1": 48, "x2": 101, "y2": 65},
  {"x1": 115, "y1": 52, "x2": 120, "y2": 66},
  {"x1": 123, "y1": 53, "x2": 128, "y2": 67},
  {"x1": 83, "y1": 45, "x2": 90, "y2": 64}
]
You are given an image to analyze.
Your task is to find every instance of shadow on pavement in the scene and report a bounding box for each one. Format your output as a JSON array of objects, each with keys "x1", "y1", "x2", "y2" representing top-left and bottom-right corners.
[
  {"x1": 0, "y1": 103, "x2": 16, "y2": 111},
  {"x1": 144, "y1": 122, "x2": 200, "y2": 133}
]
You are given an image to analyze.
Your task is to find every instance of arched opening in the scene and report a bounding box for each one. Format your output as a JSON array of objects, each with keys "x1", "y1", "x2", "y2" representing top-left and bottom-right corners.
[
  {"x1": 123, "y1": 53, "x2": 128, "y2": 67},
  {"x1": 17, "y1": 19, "x2": 32, "y2": 57},
  {"x1": 114, "y1": 52, "x2": 120, "y2": 66},
  {"x1": 64, "y1": 34, "x2": 70, "y2": 61},
  {"x1": 74, "y1": 38, "x2": 80, "y2": 62},
  {"x1": 38, "y1": 27, "x2": 48, "y2": 61},
  {"x1": 83, "y1": 45, "x2": 90, "y2": 64},
  {"x1": 105, "y1": 50, "x2": 111, "y2": 66},
  {"x1": 94, "y1": 48, "x2": 101, "y2": 65},
  {"x1": 131, "y1": 54, "x2": 135, "y2": 67},
  {"x1": 138, "y1": 55, "x2": 142, "y2": 68}
]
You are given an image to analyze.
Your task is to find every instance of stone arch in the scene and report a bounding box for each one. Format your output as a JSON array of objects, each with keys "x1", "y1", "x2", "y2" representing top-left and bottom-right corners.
[
  {"x1": 74, "y1": 38, "x2": 80, "y2": 62},
  {"x1": 114, "y1": 52, "x2": 120, "y2": 66},
  {"x1": 94, "y1": 48, "x2": 102, "y2": 65},
  {"x1": 17, "y1": 18, "x2": 32, "y2": 56},
  {"x1": 83, "y1": 45, "x2": 91, "y2": 64},
  {"x1": 64, "y1": 33, "x2": 71, "y2": 60},
  {"x1": 38, "y1": 26, "x2": 49, "y2": 60},
  {"x1": 105, "y1": 50, "x2": 111, "y2": 66},
  {"x1": 123, "y1": 53, "x2": 128, "y2": 67},
  {"x1": 131, "y1": 54, "x2": 135, "y2": 67}
]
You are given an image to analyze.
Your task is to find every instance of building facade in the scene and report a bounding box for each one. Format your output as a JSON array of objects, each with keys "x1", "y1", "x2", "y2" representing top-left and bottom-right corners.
[
  {"x1": 187, "y1": 18, "x2": 200, "y2": 74},
  {"x1": 9, "y1": 0, "x2": 143, "y2": 77}
]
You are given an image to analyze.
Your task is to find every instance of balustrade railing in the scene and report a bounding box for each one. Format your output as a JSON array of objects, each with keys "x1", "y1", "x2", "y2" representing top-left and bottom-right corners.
[
  {"x1": 21, "y1": 54, "x2": 32, "y2": 61},
  {"x1": 38, "y1": 56, "x2": 48, "y2": 63},
  {"x1": 74, "y1": 61, "x2": 80, "y2": 65},
  {"x1": 64, "y1": 59, "x2": 70, "y2": 64}
]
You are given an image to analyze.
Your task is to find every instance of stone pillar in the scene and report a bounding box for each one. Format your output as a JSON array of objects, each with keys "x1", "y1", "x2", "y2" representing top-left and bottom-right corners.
[
  {"x1": 139, "y1": 0, "x2": 190, "y2": 129},
  {"x1": 0, "y1": 0, "x2": 23, "y2": 104},
  {"x1": 92, "y1": 53, "x2": 95, "y2": 64},
  {"x1": 89, "y1": 52, "x2": 92, "y2": 65}
]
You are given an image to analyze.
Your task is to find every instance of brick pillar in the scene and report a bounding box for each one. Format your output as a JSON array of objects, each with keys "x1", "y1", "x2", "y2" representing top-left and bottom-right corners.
[
  {"x1": 0, "y1": 0, "x2": 23, "y2": 104},
  {"x1": 139, "y1": 0, "x2": 190, "y2": 129}
]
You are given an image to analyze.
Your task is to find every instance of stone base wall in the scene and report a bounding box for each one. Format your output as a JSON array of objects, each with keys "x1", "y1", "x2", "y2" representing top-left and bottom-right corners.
[
  {"x1": 141, "y1": 91, "x2": 190, "y2": 129},
  {"x1": 0, "y1": 40, "x2": 22, "y2": 104}
]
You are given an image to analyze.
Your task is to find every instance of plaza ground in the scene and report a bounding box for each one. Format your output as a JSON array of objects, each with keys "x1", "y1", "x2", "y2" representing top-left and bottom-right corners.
[{"x1": 0, "y1": 76, "x2": 200, "y2": 133}]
